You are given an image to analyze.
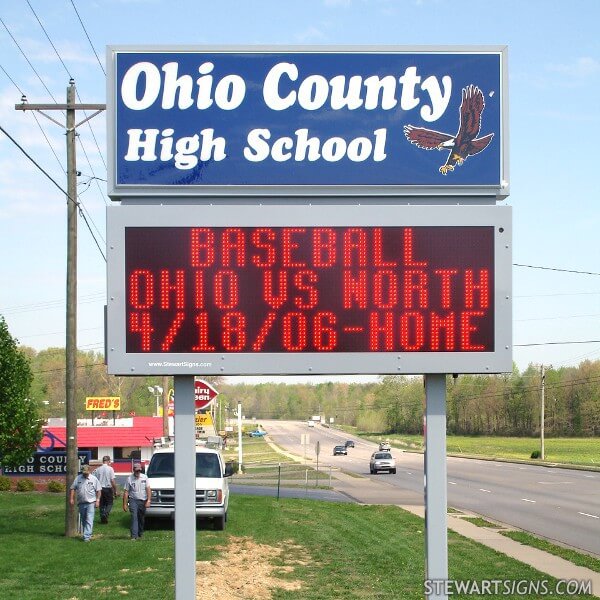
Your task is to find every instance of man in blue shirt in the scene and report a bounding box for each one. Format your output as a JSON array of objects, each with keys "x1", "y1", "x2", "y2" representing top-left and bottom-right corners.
[
  {"x1": 69, "y1": 464, "x2": 101, "y2": 542},
  {"x1": 123, "y1": 462, "x2": 151, "y2": 540}
]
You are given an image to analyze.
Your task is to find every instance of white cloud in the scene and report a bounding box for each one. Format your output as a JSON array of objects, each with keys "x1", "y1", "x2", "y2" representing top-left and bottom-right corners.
[
  {"x1": 295, "y1": 26, "x2": 327, "y2": 43},
  {"x1": 546, "y1": 56, "x2": 600, "y2": 79}
]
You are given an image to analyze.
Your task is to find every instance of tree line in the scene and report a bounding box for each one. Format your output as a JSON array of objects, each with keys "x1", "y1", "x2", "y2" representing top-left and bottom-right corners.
[{"x1": 21, "y1": 343, "x2": 600, "y2": 438}]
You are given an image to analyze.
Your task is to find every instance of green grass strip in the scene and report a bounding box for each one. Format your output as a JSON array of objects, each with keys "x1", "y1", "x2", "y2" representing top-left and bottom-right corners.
[{"x1": 501, "y1": 530, "x2": 600, "y2": 574}]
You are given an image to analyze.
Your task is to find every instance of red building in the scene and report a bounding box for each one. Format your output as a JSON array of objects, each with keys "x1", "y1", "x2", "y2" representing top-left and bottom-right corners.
[{"x1": 44, "y1": 416, "x2": 164, "y2": 472}]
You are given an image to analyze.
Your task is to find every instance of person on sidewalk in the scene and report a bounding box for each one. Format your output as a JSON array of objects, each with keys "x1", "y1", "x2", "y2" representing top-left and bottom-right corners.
[
  {"x1": 123, "y1": 462, "x2": 151, "y2": 540},
  {"x1": 94, "y1": 455, "x2": 119, "y2": 524},
  {"x1": 69, "y1": 464, "x2": 101, "y2": 542}
]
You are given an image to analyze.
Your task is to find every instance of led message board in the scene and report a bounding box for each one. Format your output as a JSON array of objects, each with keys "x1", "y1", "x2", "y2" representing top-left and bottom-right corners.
[
  {"x1": 107, "y1": 46, "x2": 508, "y2": 198},
  {"x1": 106, "y1": 205, "x2": 512, "y2": 375}
]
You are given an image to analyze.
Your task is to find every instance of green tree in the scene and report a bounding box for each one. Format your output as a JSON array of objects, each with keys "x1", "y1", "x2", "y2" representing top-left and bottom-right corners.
[{"x1": 0, "y1": 317, "x2": 42, "y2": 467}]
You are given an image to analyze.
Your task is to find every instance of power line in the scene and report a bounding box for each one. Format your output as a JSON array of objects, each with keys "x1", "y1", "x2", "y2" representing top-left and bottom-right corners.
[
  {"x1": 26, "y1": 0, "x2": 73, "y2": 78},
  {"x1": 0, "y1": 16, "x2": 61, "y2": 104},
  {"x1": 69, "y1": 0, "x2": 105, "y2": 76},
  {"x1": 514, "y1": 263, "x2": 600, "y2": 276},
  {"x1": 25, "y1": 2, "x2": 109, "y2": 195},
  {"x1": 2, "y1": 17, "x2": 107, "y2": 244},
  {"x1": 0, "y1": 292, "x2": 104, "y2": 314},
  {"x1": 0, "y1": 124, "x2": 106, "y2": 262},
  {"x1": 515, "y1": 340, "x2": 600, "y2": 347},
  {"x1": 0, "y1": 61, "x2": 65, "y2": 173}
]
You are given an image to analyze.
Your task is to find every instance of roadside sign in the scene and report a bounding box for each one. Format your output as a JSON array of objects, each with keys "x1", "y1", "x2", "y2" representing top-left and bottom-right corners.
[
  {"x1": 85, "y1": 396, "x2": 120, "y2": 411},
  {"x1": 106, "y1": 204, "x2": 512, "y2": 376},
  {"x1": 195, "y1": 412, "x2": 213, "y2": 428},
  {"x1": 194, "y1": 379, "x2": 218, "y2": 409},
  {"x1": 315, "y1": 441, "x2": 320, "y2": 457},
  {"x1": 107, "y1": 46, "x2": 507, "y2": 198}
]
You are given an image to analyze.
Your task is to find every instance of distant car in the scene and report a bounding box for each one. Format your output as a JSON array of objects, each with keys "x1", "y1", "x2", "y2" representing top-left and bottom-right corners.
[
  {"x1": 370, "y1": 451, "x2": 396, "y2": 474},
  {"x1": 248, "y1": 429, "x2": 267, "y2": 437},
  {"x1": 379, "y1": 441, "x2": 391, "y2": 451},
  {"x1": 333, "y1": 445, "x2": 348, "y2": 456},
  {"x1": 344, "y1": 440, "x2": 355, "y2": 448}
]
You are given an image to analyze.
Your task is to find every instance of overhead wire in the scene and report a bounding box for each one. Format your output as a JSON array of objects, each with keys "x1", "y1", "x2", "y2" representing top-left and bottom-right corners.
[
  {"x1": 0, "y1": 124, "x2": 106, "y2": 261},
  {"x1": 2, "y1": 10, "x2": 107, "y2": 252},
  {"x1": 24, "y1": 0, "x2": 109, "y2": 208},
  {"x1": 0, "y1": 61, "x2": 65, "y2": 173},
  {"x1": 69, "y1": 0, "x2": 105, "y2": 76}
]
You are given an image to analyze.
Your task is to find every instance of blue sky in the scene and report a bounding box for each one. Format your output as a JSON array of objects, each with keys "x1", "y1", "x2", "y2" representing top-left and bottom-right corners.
[{"x1": 0, "y1": 0, "x2": 599, "y2": 383}]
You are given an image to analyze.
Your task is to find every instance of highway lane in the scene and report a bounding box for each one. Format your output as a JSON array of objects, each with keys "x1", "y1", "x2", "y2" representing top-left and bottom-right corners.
[{"x1": 261, "y1": 419, "x2": 600, "y2": 555}]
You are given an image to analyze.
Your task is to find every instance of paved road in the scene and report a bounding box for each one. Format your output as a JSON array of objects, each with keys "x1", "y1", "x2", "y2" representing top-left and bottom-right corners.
[{"x1": 262, "y1": 419, "x2": 600, "y2": 555}]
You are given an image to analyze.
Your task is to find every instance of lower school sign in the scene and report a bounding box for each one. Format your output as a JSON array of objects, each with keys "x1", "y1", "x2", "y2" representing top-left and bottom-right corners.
[
  {"x1": 3, "y1": 452, "x2": 91, "y2": 476},
  {"x1": 106, "y1": 205, "x2": 512, "y2": 375}
]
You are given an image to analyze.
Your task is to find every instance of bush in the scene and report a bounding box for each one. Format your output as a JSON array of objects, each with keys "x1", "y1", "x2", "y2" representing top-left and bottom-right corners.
[
  {"x1": 47, "y1": 480, "x2": 65, "y2": 493},
  {"x1": 16, "y1": 478, "x2": 35, "y2": 492},
  {"x1": 0, "y1": 476, "x2": 11, "y2": 491},
  {"x1": 530, "y1": 450, "x2": 541, "y2": 459}
]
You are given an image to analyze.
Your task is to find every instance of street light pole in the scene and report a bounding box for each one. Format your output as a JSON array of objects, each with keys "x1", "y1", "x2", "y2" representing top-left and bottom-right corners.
[{"x1": 148, "y1": 385, "x2": 163, "y2": 417}]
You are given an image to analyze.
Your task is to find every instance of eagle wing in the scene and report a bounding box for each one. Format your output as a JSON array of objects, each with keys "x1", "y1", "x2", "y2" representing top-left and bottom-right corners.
[
  {"x1": 403, "y1": 125, "x2": 453, "y2": 150},
  {"x1": 456, "y1": 85, "x2": 485, "y2": 143},
  {"x1": 468, "y1": 133, "x2": 494, "y2": 156}
]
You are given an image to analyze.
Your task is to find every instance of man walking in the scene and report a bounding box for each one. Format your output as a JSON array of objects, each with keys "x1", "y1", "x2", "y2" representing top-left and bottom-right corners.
[
  {"x1": 123, "y1": 462, "x2": 151, "y2": 540},
  {"x1": 69, "y1": 464, "x2": 101, "y2": 542},
  {"x1": 94, "y1": 455, "x2": 119, "y2": 524}
]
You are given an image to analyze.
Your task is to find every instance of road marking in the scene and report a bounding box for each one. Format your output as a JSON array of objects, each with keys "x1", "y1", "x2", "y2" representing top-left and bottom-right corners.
[
  {"x1": 579, "y1": 512, "x2": 599, "y2": 519},
  {"x1": 583, "y1": 475, "x2": 595, "y2": 478},
  {"x1": 521, "y1": 498, "x2": 536, "y2": 503},
  {"x1": 405, "y1": 472, "x2": 412, "y2": 475},
  {"x1": 537, "y1": 481, "x2": 572, "y2": 485},
  {"x1": 448, "y1": 481, "x2": 457, "y2": 485},
  {"x1": 479, "y1": 488, "x2": 491, "y2": 493}
]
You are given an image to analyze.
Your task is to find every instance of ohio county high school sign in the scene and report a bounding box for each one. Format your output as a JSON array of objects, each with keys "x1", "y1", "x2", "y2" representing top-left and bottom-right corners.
[{"x1": 107, "y1": 46, "x2": 508, "y2": 197}]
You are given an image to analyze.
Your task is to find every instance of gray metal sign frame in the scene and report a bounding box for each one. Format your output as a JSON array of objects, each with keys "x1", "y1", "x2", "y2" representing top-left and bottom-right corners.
[
  {"x1": 106, "y1": 203, "x2": 512, "y2": 376},
  {"x1": 106, "y1": 45, "x2": 509, "y2": 199}
]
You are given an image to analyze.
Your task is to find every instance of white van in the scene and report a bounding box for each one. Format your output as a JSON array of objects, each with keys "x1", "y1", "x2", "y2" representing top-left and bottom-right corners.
[{"x1": 145, "y1": 446, "x2": 234, "y2": 530}]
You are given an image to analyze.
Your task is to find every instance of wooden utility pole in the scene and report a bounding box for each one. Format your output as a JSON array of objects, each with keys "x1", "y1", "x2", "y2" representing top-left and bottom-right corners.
[{"x1": 15, "y1": 81, "x2": 105, "y2": 536}]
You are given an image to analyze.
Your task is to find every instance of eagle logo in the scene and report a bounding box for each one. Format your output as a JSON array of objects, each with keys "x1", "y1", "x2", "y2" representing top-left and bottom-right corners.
[{"x1": 404, "y1": 85, "x2": 494, "y2": 175}]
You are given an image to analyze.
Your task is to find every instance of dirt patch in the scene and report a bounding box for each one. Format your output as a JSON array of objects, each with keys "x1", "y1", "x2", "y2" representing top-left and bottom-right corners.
[{"x1": 196, "y1": 536, "x2": 309, "y2": 600}]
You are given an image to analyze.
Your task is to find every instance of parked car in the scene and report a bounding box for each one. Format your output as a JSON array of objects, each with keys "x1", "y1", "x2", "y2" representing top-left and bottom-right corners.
[
  {"x1": 370, "y1": 451, "x2": 396, "y2": 474},
  {"x1": 333, "y1": 445, "x2": 348, "y2": 456},
  {"x1": 247, "y1": 429, "x2": 267, "y2": 437},
  {"x1": 379, "y1": 441, "x2": 391, "y2": 451},
  {"x1": 344, "y1": 440, "x2": 355, "y2": 448}
]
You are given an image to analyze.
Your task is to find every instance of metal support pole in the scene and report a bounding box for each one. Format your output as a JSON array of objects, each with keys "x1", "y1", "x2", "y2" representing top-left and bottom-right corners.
[
  {"x1": 425, "y1": 374, "x2": 448, "y2": 600},
  {"x1": 174, "y1": 376, "x2": 196, "y2": 599},
  {"x1": 162, "y1": 377, "x2": 169, "y2": 437},
  {"x1": 237, "y1": 401, "x2": 243, "y2": 473}
]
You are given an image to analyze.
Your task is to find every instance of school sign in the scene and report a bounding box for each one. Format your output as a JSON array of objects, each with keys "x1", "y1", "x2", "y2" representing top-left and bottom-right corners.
[{"x1": 107, "y1": 47, "x2": 508, "y2": 197}]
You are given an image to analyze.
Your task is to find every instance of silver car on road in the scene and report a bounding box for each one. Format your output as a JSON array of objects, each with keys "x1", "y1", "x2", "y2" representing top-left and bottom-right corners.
[{"x1": 369, "y1": 451, "x2": 396, "y2": 474}]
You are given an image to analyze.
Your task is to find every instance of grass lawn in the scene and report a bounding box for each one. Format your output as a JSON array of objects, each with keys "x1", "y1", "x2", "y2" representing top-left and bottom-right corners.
[
  {"x1": 501, "y1": 531, "x2": 600, "y2": 574},
  {"x1": 1, "y1": 491, "x2": 596, "y2": 599},
  {"x1": 354, "y1": 430, "x2": 600, "y2": 467}
]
